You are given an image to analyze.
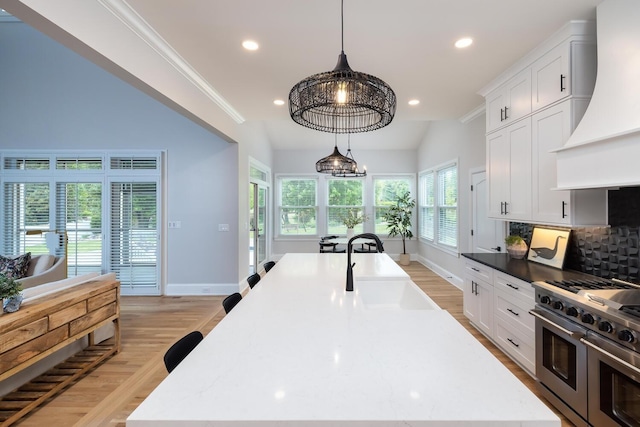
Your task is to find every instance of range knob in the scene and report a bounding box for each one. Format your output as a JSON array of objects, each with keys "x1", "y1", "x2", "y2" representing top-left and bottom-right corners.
[
  {"x1": 618, "y1": 330, "x2": 635, "y2": 343},
  {"x1": 566, "y1": 307, "x2": 579, "y2": 317},
  {"x1": 540, "y1": 296, "x2": 551, "y2": 305},
  {"x1": 553, "y1": 301, "x2": 564, "y2": 311},
  {"x1": 598, "y1": 321, "x2": 614, "y2": 333},
  {"x1": 581, "y1": 313, "x2": 595, "y2": 324}
]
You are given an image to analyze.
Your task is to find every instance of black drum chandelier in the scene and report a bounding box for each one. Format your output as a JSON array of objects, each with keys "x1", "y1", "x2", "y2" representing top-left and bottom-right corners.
[{"x1": 289, "y1": 0, "x2": 396, "y2": 134}]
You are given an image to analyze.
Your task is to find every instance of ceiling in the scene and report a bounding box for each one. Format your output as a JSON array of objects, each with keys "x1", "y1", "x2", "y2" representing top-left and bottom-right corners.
[{"x1": 2, "y1": 0, "x2": 603, "y2": 150}]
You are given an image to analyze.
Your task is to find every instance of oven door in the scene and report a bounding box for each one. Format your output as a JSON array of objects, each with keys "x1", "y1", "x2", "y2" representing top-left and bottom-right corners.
[
  {"x1": 583, "y1": 331, "x2": 640, "y2": 427},
  {"x1": 531, "y1": 307, "x2": 588, "y2": 421}
]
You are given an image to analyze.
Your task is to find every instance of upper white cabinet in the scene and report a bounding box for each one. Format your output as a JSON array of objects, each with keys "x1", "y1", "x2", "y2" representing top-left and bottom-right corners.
[
  {"x1": 481, "y1": 21, "x2": 607, "y2": 226},
  {"x1": 531, "y1": 41, "x2": 597, "y2": 111},
  {"x1": 486, "y1": 68, "x2": 532, "y2": 133}
]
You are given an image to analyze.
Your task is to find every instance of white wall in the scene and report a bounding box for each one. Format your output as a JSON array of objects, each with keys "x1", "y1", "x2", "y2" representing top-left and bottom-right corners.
[
  {"x1": 416, "y1": 115, "x2": 486, "y2": 286},
  {"x1": 0, "y1": 22, "x2": 243, "y2": 294}
]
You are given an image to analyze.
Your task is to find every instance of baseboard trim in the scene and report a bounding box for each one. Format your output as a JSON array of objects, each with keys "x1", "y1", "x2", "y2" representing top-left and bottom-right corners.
[
  {"x1": 415, "y1": 254, "x2": 463, "y2": 290},
  {"x1": 165, "y1": 283, "x2": 239, "y2": 296}
]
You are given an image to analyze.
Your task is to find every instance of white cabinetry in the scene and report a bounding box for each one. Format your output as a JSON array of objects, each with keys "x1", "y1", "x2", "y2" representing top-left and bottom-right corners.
[
  {"x1": 532, "y1": 100, "x2": 607, "y2": 225},
  {"x1": 486, "y1": 69, "x2": 531, "y2": 133},
  {"x1": 463, "y1": 260, "x2": 536, "y2": 376},
  {"x1": 487, "y1": 119, "x2": 531, "y2": 221},
  {"x1": 482, "y1": 22, "x2": 606, "y2": 226},
  {"x1": 463, "y1": 260, "x2": 494, "y2": 337}
]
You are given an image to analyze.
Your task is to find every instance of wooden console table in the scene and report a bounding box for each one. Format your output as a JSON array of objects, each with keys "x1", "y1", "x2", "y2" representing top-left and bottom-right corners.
[{"x1": 0, "y1": 275, "x2": 120, "y2": 426}]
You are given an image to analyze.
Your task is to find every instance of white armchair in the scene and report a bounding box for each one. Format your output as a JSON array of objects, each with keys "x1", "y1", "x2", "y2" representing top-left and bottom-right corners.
[{"x1": 19, "y1": 255, "x2": 67, "y2": 289}]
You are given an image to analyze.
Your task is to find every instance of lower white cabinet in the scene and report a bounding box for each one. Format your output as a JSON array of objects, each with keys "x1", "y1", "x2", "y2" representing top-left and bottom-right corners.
[{"x1": 463, "y1": 261, "x2": 536, "y2": 376}]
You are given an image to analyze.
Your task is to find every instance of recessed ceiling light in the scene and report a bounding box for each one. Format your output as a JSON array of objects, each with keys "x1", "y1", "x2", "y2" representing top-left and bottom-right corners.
[
  {"x1": 455, "y1": 38, "x2": 473, "y2": 49},
  {"x1": 273, "y1": 99, "x2": 285, "y2": 106},
  {"x1": 408, "y1": 99, "x2": 420, "y2": 106},
  {"x1": 242, "y1": 40, "x2": 259, "y2": 51}
]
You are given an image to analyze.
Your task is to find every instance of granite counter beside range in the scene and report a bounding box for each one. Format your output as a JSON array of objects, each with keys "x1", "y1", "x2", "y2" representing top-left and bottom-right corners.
[{"x1": 461, "y1": 252, "x2": 600, "y2": 283}]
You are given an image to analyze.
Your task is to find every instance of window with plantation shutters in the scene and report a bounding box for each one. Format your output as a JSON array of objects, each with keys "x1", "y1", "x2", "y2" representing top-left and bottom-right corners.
[
  {"x1": 2, "y1": 182, "x2": 50, "y2": 256},
  {"x1": 109, "y1": 181, "x2": 158, "y2": 290},
  {"x1": 418, "y1": 161, "x2": 458, "y2": 252},
  {"x1": 55, "y1": 182, "x2": 103, "y2": 276}
]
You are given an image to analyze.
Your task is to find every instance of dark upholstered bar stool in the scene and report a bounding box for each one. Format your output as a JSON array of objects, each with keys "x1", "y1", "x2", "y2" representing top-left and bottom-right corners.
[
  {"x1": 247, "y1": 273, "x2": 261, "y2": 289},
  {"x1": 264, "y1": 261, "x2": 276, "y2": 272},
  {"x1": 164, "y1": 331, "x2": 204, "y2": 373},
  {"x1": 222, "y1": 292, "x2": 242, "y2": 314}
]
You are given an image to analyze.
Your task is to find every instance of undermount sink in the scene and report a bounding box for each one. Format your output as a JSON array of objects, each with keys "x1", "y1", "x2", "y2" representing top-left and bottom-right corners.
[{"x1": 355, "y1": 280, "x2": 440, "y2": 310}]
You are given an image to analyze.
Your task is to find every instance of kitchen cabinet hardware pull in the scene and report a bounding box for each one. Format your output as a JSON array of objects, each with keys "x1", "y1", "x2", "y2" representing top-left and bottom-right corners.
[
  {"x1": 562, "y1": 201, "x2": 567, "y2": 218},
  {"x1": 504, "y1": 106, "x2": 509, "y2": 120},
  {"x1": 506, "y1": 283, "x2": 519, "y2": 290},
  {"x1": 500, "y1": 108, "x2": 504, "y2": 121},
  {"x1": 507, "y1": 338, "x2": 520, "y2": 348},
  {"x1": 471, "y1": 267, "x2": 480, "y2": 272},
  {"x1": 503, "y1": 202, "x2": 509, "y2": 215},
  {"x1": 500, "y1": 201, "x2": 504, "y2": 215},
  {"x1": 507, "y1": 308, "x2": 520, "y2": 316},
  {"x1": 560, "y1": 74, "x2": 566, "y2": 92}
]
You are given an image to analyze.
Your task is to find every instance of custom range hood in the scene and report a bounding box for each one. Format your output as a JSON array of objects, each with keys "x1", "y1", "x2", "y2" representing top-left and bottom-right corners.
[{"x1": 555, "y1": 0, "x2": 640, "y2": 190}]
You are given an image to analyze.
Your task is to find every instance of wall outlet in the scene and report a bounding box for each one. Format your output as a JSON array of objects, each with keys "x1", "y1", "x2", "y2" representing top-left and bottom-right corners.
[
  {"x1": 218, "y1": 224, "x2": 230, "y2": 232},
  {"x1": 168, "y1": 221, "x2": 182, "y2": 228}
]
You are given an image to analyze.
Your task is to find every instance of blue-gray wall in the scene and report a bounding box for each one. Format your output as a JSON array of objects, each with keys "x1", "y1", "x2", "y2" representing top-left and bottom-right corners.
[{"x1": 0, "y1": 22, "x2": 240, "y2": 293}]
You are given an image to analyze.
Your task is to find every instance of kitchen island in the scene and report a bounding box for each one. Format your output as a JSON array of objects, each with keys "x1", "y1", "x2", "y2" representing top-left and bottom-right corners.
[{"x1": 127, "y1": 253, "x2": 559, "y2": 426}]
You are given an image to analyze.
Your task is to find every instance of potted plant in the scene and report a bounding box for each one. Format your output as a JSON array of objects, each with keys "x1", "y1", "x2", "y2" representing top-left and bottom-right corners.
[
  {"x1": 341, "y1": 209, "x2": 368, "y2": 238},
  {"x1": 0, "y1": 273, "x2": 23, "y2": 315},
  {"x1": 382, "y1": 191, "x2": 416, "y2": 266},
  {"x1": 505, "y1": 235, "x2": 528, "y2": 259}
]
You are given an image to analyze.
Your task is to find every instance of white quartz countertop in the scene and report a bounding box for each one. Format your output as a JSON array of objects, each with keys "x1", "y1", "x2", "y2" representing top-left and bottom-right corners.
[{"x1": 127, "y1": 253, "x2": 559, "y2": 426}]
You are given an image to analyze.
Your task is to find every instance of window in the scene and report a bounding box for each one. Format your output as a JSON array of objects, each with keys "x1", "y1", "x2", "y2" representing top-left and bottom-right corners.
[
  {"x1": 419, "y1": 161, "x2": 458, "y2": 251},
  {"x1": 373, "y1": 177, "x2": 411, "y2": 234},
  {"x1": 278, "y1": 178, "x2": 317, "y2": 236},
  {"x1": 0, "y1": 151, "x2": 161, "y2": 294},
  {"x1": 327, "y1": 178, "x2": 364, "y2": 235}
]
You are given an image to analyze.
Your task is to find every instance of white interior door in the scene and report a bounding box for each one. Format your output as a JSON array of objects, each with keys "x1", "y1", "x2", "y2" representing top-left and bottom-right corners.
[{"x1": 471, "y1": 170, "x2": 506, "y2": 253}]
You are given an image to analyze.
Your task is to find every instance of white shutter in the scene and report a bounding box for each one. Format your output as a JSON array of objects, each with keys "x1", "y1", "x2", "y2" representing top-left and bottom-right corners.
[
  {"x1": 2, "y1": 182, "x2": 50, "y2": 256},
  {"x1": 56, "y1": 182, "x2": 103, "y2": 277},
  {"x1": 109, "y1": 181, "x2": 159, "y2": 291},
  {"x1": 437, "y1": 165, "x2": 458, "y2": 248}
]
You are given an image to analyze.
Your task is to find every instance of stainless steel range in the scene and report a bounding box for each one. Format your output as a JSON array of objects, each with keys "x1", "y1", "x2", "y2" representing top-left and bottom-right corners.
[{"x1": 531, "y1": 277, "x2": 640, "y2": 427}]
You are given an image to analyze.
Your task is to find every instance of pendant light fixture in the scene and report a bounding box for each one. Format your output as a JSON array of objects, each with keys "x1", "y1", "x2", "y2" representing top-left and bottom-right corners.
[
  {"x1": 289, "y1": 0, "x2": 396, "y2": 134},
  {"x1": 332, "y1": 134, "x2": 366, "y2": 177},
  {"x1": 316, "y1": 134, "x2": 357, "y2": 174}
]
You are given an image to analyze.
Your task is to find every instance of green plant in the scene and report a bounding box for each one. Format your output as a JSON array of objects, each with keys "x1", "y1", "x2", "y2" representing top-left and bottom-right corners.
[
  {"x1": 382, "y1": 191, "x2": 416, "y2": 254},
  {"x1": 0, "y1": 274, "x2": 23, "y2": 300},
  {"x1": 505, "y1": 235, "x2": 525, "y2": 246},
  {"x1": 341, "y1": 208, "x2": 368, "y2": 229}
]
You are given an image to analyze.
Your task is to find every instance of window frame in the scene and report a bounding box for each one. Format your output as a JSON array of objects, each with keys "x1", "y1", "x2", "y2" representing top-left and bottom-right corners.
[
  {"x1": 418, "y1": 160, "x2": 458, "y2": 255},
  {"x1": 276, "y1": 175, "x2": 319, "y2": 238}
]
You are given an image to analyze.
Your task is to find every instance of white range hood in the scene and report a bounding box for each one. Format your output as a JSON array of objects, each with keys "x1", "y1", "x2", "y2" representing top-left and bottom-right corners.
[{"x1": 555, "y1": 0, "x2": 640, "y2": 190}]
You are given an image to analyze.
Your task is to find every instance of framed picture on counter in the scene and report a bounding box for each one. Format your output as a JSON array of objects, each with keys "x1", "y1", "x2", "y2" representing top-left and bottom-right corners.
[{"x1": 527, "y1": 227, "x2": 570, "y2": 269}]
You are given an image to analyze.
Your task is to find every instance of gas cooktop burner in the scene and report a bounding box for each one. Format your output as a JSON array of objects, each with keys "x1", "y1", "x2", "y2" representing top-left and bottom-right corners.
[{"x1": 544, "y1": 278, "x2": 637, "y2": 293}]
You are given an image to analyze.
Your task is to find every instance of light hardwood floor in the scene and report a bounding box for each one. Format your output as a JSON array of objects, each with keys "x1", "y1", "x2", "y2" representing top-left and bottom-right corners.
[{"x1": 13, "y1": 262, "x2": 573, "y2": 426}]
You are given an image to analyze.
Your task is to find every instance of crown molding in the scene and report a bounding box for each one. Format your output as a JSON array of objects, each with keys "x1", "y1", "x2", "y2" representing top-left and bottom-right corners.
[{"x1": 98, "y1": 0, "x2": 245, "y2": 124}]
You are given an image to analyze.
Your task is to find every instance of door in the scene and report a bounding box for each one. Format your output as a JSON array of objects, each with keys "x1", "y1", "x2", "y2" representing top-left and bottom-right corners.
[
  {"x1": 249, "y1": 183, "x2": 267, "y2": 274},
  {"x1": 471, "y1": 170, "x2": 505, "y2": 253}
]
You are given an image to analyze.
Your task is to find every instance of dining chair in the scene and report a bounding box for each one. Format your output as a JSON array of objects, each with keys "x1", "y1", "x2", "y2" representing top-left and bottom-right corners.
[
  {"x1": 247, "y1": 273, "x2": 261, "y2": 289},
  {"x1": 264, "y1": 261, "x2": 276, "y2": 272},
  {"x1": 164, "y1": 331, "x2": 204, "y2": 373},
  {"x1": 222, "y1": 292, "x2": 242, "y2": 314},
  {"x1": 354, "y1": 242, "x2": 377, "y2": 253}
]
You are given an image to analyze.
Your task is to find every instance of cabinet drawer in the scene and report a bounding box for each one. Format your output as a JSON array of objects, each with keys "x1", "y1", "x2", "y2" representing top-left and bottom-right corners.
[
  {"x1": 464, "y1": 260, "x2": 493, "y2": 283},
  {"x1": 494, "y1": 272, "x2": 534, "y2": 301},
  {"x1": 495, "y1": 289, "x2": 535, "y2": 335},
  {"x1": 494, "y1": 316, "x2": 535, "y2": 375}
]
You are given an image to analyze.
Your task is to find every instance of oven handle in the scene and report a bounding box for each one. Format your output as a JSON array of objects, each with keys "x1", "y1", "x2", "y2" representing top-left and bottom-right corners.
[
  {"x1": 529, "y1": 309, "x2": 585, "y2": 338},
  {"x1": 580, "y1": 338, "x2": 640, "y2": 375}
]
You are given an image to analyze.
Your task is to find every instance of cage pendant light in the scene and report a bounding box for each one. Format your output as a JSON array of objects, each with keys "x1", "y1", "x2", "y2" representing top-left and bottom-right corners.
[
  {"x1": 289, "y1": 0, "x2": 396, "y2": 134},
  {"x1": 316, "y1": 134, "x2": 358, "y2": 174},
  {"x1": 332, "y1": 134, "x2": 366, "y2": 177}
]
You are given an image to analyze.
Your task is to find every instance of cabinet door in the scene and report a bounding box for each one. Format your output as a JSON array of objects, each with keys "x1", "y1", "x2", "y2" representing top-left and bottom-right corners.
[
  {"x1": 463, "y1": 276, "x2": 493, "y2": 338},
  {"x1": 532, "y1": 102, "x2": 571, "y2": 224},
  {"x1": 505, "y1": 119, "x2": 532, "y2": 221},
  {"x1": 531, "y1": 43, "x2": 570, "y2": 111},
  {"x1": 504, "y1": 68, "x2": 532, "y2": 123},
  {"x1": 487, "y1": 130, "x2": 509, "y2": 219},
  {"x1": 486, "y1": 89, "x2": 506, "y2": 133}
]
